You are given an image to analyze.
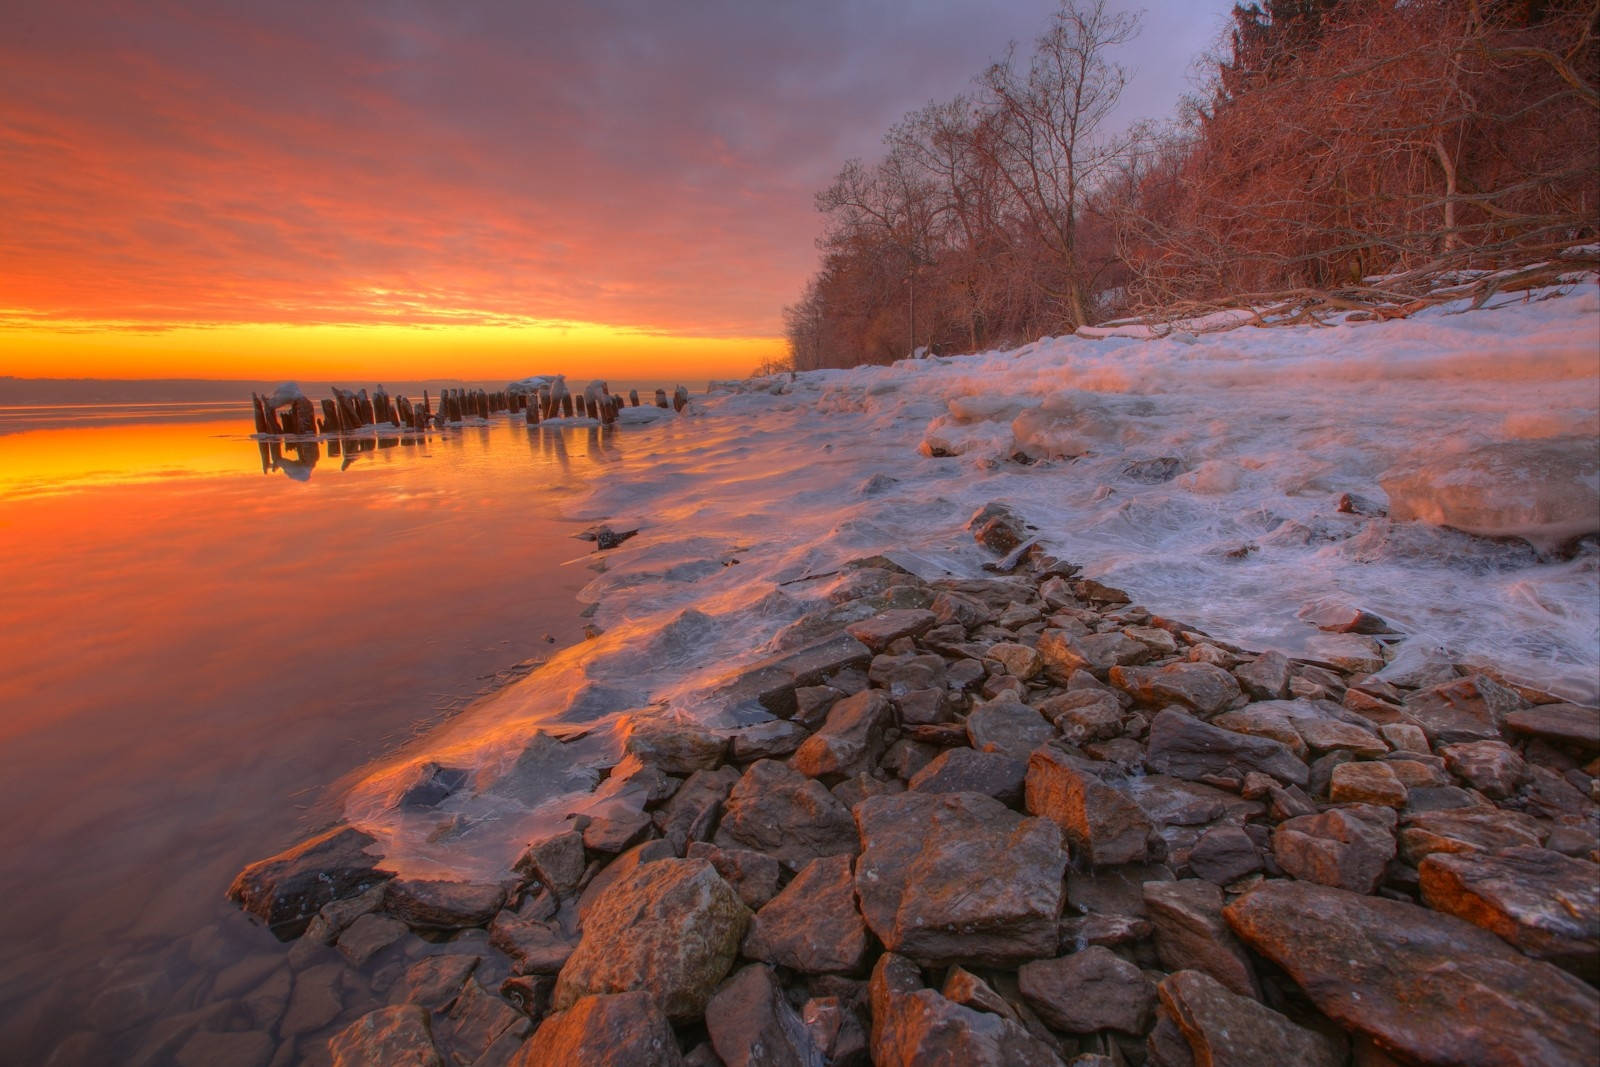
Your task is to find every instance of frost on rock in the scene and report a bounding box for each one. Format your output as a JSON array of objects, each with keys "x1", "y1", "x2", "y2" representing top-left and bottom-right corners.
[{"x1": 1381, "y1": 437, "x2": 1600, "y2": 552}]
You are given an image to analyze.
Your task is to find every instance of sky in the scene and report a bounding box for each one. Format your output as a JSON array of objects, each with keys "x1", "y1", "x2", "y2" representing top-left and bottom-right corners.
[{"x1": 1, "y1": 1, "x2": 1233, "y2": 382}]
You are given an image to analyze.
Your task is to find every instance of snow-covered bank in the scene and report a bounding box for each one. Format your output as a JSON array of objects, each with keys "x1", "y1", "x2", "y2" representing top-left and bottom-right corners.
[{"x1": 344, "y1": 280, "x2": 1599, "y2": 880}]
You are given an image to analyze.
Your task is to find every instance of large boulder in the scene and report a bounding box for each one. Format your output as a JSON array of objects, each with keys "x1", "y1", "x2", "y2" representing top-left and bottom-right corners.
[
  {"x1": 228, "y1": 825, "x2": 395, "y2": 940},
  {"x1": 512, "y1": 991, "x2": 682, "y2": 1066},
  {"x1": 854, "y1": 792, "x2": 1066, "y2": 966},
  {"x1": 552, "y1": 858, "x2": 750, "y2": 1020},
  {"x1": 714, "y1": 760, "x2": 857, "y2": 871},
  {"x1": 1224, "y1": 880, "x2": 1600, "y2": 1066}
]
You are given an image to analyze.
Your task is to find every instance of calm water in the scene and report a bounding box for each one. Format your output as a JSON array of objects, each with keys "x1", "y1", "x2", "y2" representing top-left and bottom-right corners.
[{"x1": 0, "y1": 400, "x2": 652, "y2": 1064}]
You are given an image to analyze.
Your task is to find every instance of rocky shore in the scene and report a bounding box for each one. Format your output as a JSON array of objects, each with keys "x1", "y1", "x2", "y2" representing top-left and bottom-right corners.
[{"x1": 228, "y1": 503, "x2": 1600, "y2": 1066}]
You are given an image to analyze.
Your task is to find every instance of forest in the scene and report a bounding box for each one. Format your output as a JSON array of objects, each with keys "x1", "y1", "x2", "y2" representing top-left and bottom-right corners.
[{"x1": 781, "y1": 0, "x2": 1600, "y2": 369}]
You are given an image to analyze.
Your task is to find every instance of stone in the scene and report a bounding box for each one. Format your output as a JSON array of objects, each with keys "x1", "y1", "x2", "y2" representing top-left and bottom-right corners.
[
  {"x1": 932, "y1": 589, "x2": 994, "y2": 629},
  {"x1": 480, "y1": 731, "x2": 602, "y2": 804},
  {"x1": 280, "y1": 962, "x2": 343, "y2": 1037},
  {"x1": 1383, "y1": 756, "x2": 1450, "y2": 788},
  {"x1": 793, "y1": 685, "x2": 842, "y2": 730},
  {"x1": 869, "y1": 652, "x2": 948, "y2": 696},
  {"x1": 895, "y1": 687, "x2": 953, "y2": 726},
  {"x1": 1142, "y1": 879, "x2": 1260, "y2": 999},
  {"x1": 1038, "y1": 690, "x2": 1124, "y2": 744},
  {"x1": 553, "y1": 858, "x2": 750, "y2": 1020},
  {"x1": 790, "y1": 689, "x2": 894, "y2": 779},
  {"x1": 1440, "y1": 740, "x2": 1526, "y2": 799},
  {"x1": 174, "y1": 1031, "x2": 274, "y2": 1067},
  {"x1": 714, "y1": 760, "x2": 857, "y2": 871},
  {"x1": 742, "y1": 855, "x2": 869, "y2": 974},
  {"x1": 1146, "y1": 1009, "x2": 1197, "y2": 1067},
  {"x1": 987, "y1": 641, "x2": 1044, "y2": 680},
  {"x1": 1157, "y1": 970, "x2": 1339, "y2": 1067},
  {"x1": 1504, "y1": 703, "x2": 1600, "y2": 751},
  {"x1": 300, "y1": 884, "x2": 386, "y2": 946},
  {"x1": 582, "y1": 809, "x2": 652, "y2": 854},
  {"x1": 1328, "y1": 761, "x2": 1407, "y2": 807},
  {"x1": 706, "y1": 964, "x2": 825, "y2": 1067},
  {"x1": 942, "y1": 967, "x2": 1021, "y2": 1021},
  {"x1": 1273, "y1": 805, "x2": 1396, "y2": 894},
  {"x1": 655, "y1": 766, "x2": 740, "y2": 855},
  {"x1": 881, "y1": 737, "x2": 938, "y2": 780},
  {"x1": 397, "y1": 761, "x2": 471, "y2": 809},
  {"x1": 687, "y1": 842, "x2": 782, "y2": 910},
  {"x1": 625, "y1": 719, "x2": 728, "y2": 774},
  {"x1": 399, "y1": 955, "x2": 480, "y2": 1012},
  {"x1": 335, "y1": 913, "x2": 407, "y2": 967},
  {"x1": 500, "y1": 974, "x2": 555, "y2": 1020},
  {"x1": 831, "y1": 772, "x2": 900, "y2": 809},
  {"x1": 1398, "y1": 807, "x2": 1544, "y2": 865},
  {"x1": 1419, "y1": 846, "x2": 1600, "y2": 981},
  {"x1": 1026, "y1": 746, "x2": 1151, "y2": 866},
  {"x1": 908, "y1": 748, "x2": 1027, "y2": 806},
  {"x1": 1017, "y1": 946, "x2": 1156, "y2": 1035},
  {"x1": 384, "y1": 879, "x2": 505, "y2": 930},
  {"x1": 1225, "y1": 880, "x2": 1600, "y2": 1067},
  {"x1": 1126, "y1": 624, "x2": 1180, "y2": 656},
  {"x1": 1186, "y1": 826, "x2": 1262, "y2": 886},
  {"x1": 1038, "y1": 629, "x2": 1150, "y2": 681},
  {"x1": 515, "y1": 830, "x2": 587, "y2": 899},
  {"x1": 966, "y1": 698, "x2": 1055, "y2": 760},
  {"x1": 1146, "y1": 709, "x2": 1309, "y2": 787},
  {"x1": 1403, "y1": 675, "x2": 1519, "y2": 745},
  {"x1": 1121, "y1": 775, "x2": 1250, "y2": 826},
  {"x1": 447, "y1": 977, "x2": 533, "y2": 1060},
  {"x1": 1111, "y1": 663, "x2": 1242, "y2": 716},
  {"x1": 845, "y1": 609, "x2": 938, "y2": 653},
  {"x1": 1295, "y1": 717, "x2": 1387, "y2": 757},
  {"x1": 1211, "y1": 705, "x2": 1308, "y2": 760},
  {"x1": 1379, "y1": 722, "x2": 1431, "y2": 753},
  {"x1": 869, "y1": 954, "x2": 1064, "y2": 1067},
  {"x1": 227, "y1": 825, "x2": 395, "y2": 940},
  {"x1": 1123, "y1": 456, "x2": 1182, "y2": 483},
  {"x1": 854, "y1": 791, "x2": 1066, "y2": 966},
  {"x1": 729, "y1": 719, "x2": 810, "y2": 762},
  {"x1": 1302, "y1": 632, "x2": 1385, "y2": 674},
  {"x1": 512, "y1": 992, "x2": 683, "y2": 1066},
  {"x1": 712, "y1": 633, "x2": 873, "y2": 720},
  {"x1": 488, "y1": 915, "x2": 579, "y2": 975},
  {"x1": 577, "y1": 839, "x2": 676, "y2": 925},
  {"x1": 1234, "y1": 651, "x2": 1291, "y2": 701}
]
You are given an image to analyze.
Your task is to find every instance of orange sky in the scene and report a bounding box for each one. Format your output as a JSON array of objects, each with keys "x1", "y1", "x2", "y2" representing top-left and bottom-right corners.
[{"x1": 0, "y1": 2, "x2": 1225, "y2": 382}]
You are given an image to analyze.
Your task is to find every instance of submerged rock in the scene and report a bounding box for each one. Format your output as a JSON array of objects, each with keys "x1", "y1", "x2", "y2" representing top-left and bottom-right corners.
[{"x1": 228, "y1": 825, "x2": 395, "y2": 940}]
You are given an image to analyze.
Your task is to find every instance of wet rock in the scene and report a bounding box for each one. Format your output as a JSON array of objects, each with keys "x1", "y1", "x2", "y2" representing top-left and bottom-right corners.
[
  {"x1": 793, "y1": 685, "x2": 842, "y2": 730},
  {"x1": 869, "y1": 953, "x2": 1064, "y2": 1066},
  {"x1": 1017, "y1": 946, "x2": 1156, "y2": 1035},
  {"x1": 488, "y1": 915, "x2": 579, "y2": 975},
  {"x1": 582, "y1": 809, "x2": 652, "y2": 854},
  {"x1": 1328, "y1": 761, "x2": 1407, "y2": 807},
  {"x1": 513, "y1": 991, "x2": 683, "y2": 1066},
  {"x1": 714, "y1": 759, "x2": 857, "y2": 871},
  {"x1": 742, "y1": 855, "x2": 869, "y2": 974},
  {"x1": 1039, "y1": 690, "x2": 1124, "y2": 744},
  {"x1": 1026, "y1": 746, "x2": 1152, "y2": 866},
  {"x1": 385, "y1": 879, "x2": 505, "y2": 930},
  {"x1": 228, "y1": 825, "x2": 395, "y2": 940},
  {"x1": 869, "y1": 652, "x2": 948, "y2": 696},
  {"x1": 1234, "y1": 651, "x2": 1292, "y2": 701},
  {"x1": 1419, "y1": 846, "x2": 1600, "y2": 980},
  {"x1": 727, "y1": 719, "x2": 808, "y2": 762},
  {"x1": 336, "y1": 913, "x2": 407, "y2": 967},
  {"x1": 281, "y1": 962, "x2": 344, "y2": 1037},
  {"x1": 1143, "y1": 879, "x2": 1260, "y2": 999},
  {"x1": 1273, "y1": 805, "x2": 1396, "y2": 894},
  {"x1": 1303, "y1": 632, "x2": 1385, "y2": 674},
  {"x1": 942, "y1": 967, "x2": 1021, "y2": 1021},
  {"x1": 1111, "y1": 663, "x2": 1242, "y2": 716},
  {"x1": 399, "y1": 955, "x2": 480, "y2": 1012},
  {"x1": 1404, "y1": 675, "x2": 1520, "y2": 745},
  {"x1": 174, "y1": 1031, "x2": 274, "y2": 1067},
  {"x1": 791, "y1": 689, "x2": 894, "y2": 779},
  {"x1": 577, "y1": 839, "x2": 676, "y2": 925},
  {"x1": 712, "y1": 633, "x2": 873, "y2": 720},
  {"x1": 1121, "y1": 775, "x2": 1251, "y2": 826},
  {"x1": 1211, "y1": 705, "x2": 1308, "y2": 760},
  {"x1": 1157, "y1": 970, "x2": 1339, "y2": 1067},
  {"x1": 1146, "y1": 709, "x2": 1309, "y2": 787},
  {"x1": 553, "y1": 857, "x2": 749, "y2": 1019},
  {"x1": 1504, "y1": 703, "x2": 1600, "y2": 752},
  {"x1": 1123, "y1": 456, "x2": 1182, "y2": 483},
  {"x1": 398, "y1": 762, "x2": 471, "y2": 809},
  {"x1": 687, "y1": 842, "x2": 781, "y2": 910},
  {"x1": 854, "y1": 791, "x2": 1066, "y2": 966},
  {"x1": 1038, "y1": 629, "x2": 1151, "y2": 681},
  {"x1": 514, "y1": 829, "x2": 587, "y2": 899},
  {"x1": 448, "y1": 976, "x2": 533, "y2": 1061},
  {"x1": 1439, "y1": 740, "x2": 1526, "y2": 799},
  {"x1": 1225, "y1": 879, "x2": 1600, "y2": 1066},
  {"x1": 706, "y1": 963, "x2": 825, "y2": 1067},
  {"x1": 625, "y1": 719, "x2": 728, "y2": 774},
  {"x1": 908, "y1": 748, "x2": 1027, "y2": 806},
  {"x1": 1186, "y1": 826, "x2": 1262, "y2": 886},
  {"x1": 845, "y1": 608, "x2": 938, "y2": 653},
  {"x1": 480, "y1": 731, "x2": 602, "y2": 804},
  {"x1": 966, "y1": 698, "x2": 1055, "y2": 760},
  {"x1": 1398, "y1": 807, "x2": 1543, "y2": 864},
  {"x1": 655, "y1": 766, "x2": 740, "y2": 855}
]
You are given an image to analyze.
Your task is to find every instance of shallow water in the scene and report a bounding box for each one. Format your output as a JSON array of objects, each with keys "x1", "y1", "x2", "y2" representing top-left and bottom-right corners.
[{"x1": 0, "y1": 404, "x2": 637, "y2": 1064}]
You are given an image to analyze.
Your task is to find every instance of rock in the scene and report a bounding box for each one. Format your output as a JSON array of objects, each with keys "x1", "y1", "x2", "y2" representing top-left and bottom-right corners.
[
  {"x1": 384, "y1": 880, "x2": 505, "y2": 930},
  {"x1": 1121, "y1": 775, "x2": 1251, "y2": 826},
  {"x1": 987, "y1": 641, "x2": 1045, "y2": 680},
  {"x1": 625, "y1": 719, "x2": 728, "y2": 774},
  {"x1": 447, "y1": 977, "x2": 533, "y2": 1060},
  {"x1": 1295, "y1": 717, "x2": 1387, "y2": 757},
  {"x1": 1380, "y1": 722, "x2": 1431, "y2": 753},
  {"x1": 553, "y1": 858, "x2": 749, "y2": 1019},
  {"x1": 714, "y1": 760, "x2": 857, "y2": 871},
  {"x1": 869, "y1": 953, "x2": 1064, "y2": 1067},
  {"x1": 942, "y1": 967, "x2": 1021, "y2": 1021},
  {"x1": 1272, "y1": 805, "x2": 1396, "y2": 894},
  {"x1": 227, "y1": 825, "x2": 395, "y2": 940},
  {"x1": 1403, "y1": 675, "x2": 1520, "y2": 745},
  {"x1": 1211, "y1": 705, "x2": 1308, "y2": 760},
  {"x1": 845, "y1": 609, "x2": 938, "y2": 653},
  {"x1": 577, "y1": 839, "x2": 676, "y2": 925},
  {"x1": 967, "y1": 698, "x2": 1055, "y2": 760},
  {"x1": 1157, "y1": 970, "x2": 1339, "y2": 1067},
  {"x1": 488, "y1": 915, "x2": 579, "y2": 975},
  {"x1": 729, "y1": 719, "x2": 810, "y2": 762},
  {"x1": 280, "y1": 962, "x2": 343, "y2": 1036},
  {"x1": 1504, "y1": 703, "x2": 1600, "y2": 752},
  {"x1": 1026, "y1": 746, "x2": 1151, "y2": 866},
  {"x1": 1038, "y1": 630, "x2": 1150, "y2": 681},
  {"x1": 831, "y1": 772, "x2": 901, "y2": 809},
  {"x1": 1039, "y1": 691, "x2": 1125, "y2": 744},
  {"x1": 854, "y1": 791, "x2": 1066, "y2": 966},
  {"x1": 1142, "y1": 880, "x2": 1260, "y2": 999},
  {"x1": 969, "y1": 501, "x2": 1032, "y2": 553},
  {"x1": 1234, "y1": 651, "x2": 1291, "y2": 700},
  {"x1": 1146, "y1": 1009, "x2": 1197, "y2": 1067},
  {"x1": 1398, "y1": 807, "x2": 1544, "y2": 865},
  {"x1": 655, "y1": 766, "x2": 741, "y2": 855},
  {"x1": 1145, "y1": 709, "x2": 1309, "y2": 787},
  {"x1": 399, "y1": 955, "x2": 480, "y2": 1012},
  {"x1": 480, "y1": 731, "x2": 602, "y2": 804},
  {"x1": 706, "y1": 964, "x2": 825, "y2": 1067},
  {"x1": 1419, "y1": 846, "x2": 1600, "y2": 981},
  {"x1": 174, "y1": 1031, "x2": 274, "y2": 1067},
  {"x1": 1302, "y1": 632, "x2": 1385, "y2": 674},
  {"x1": 1225, "y1": 880, "x2": 1600, "y2": 1066},
  {"x1": 301, "y1": 884, "x2": 386, "y2": 946},
  {"x1": 870, "y1": 651, "x2": 949, "y2": 697},
  {"x1": 1123, "y1": 456, "x2": 1182, "y2": 483},
  {"x1": 515, "y1": 830, "x2": 587, "y2": 900},
  {"x1": 1439, "y1": 740, "x2": 1526, "y2": 799},
  {"x1": 793, "y1": 685, "x2": 843, "y2": 729},
  {"x1": 582, "y1": 809, "x2": 652, "y2": 854},
  {"x1": 932, "y1": 589, "x2": 994, "y2": 629},
  {"x1": 1186, "y1": 826, "x2": 1262, "y2": 885},
  {"x1": 397, "y1": 762, "x2": 470, "y2": 809},
  {"x1": 1383, "y1": 756, "x2": 1450, "y2": 788},
  {"x1": 742, "y1": 855, "x2": 869, "y2": 974},
  {"x1": 1328, "y1": 761, "x2": 1407, "y2": 807},
  {"x1": 512, "y1": 992, "x2": 683, "y2": 1066},
  {"x1": 335, "y1": 913, "x2": 407, "y2": 967},
  {"x1": 895, "y1": 687, "x2": 954, "y2": 726},
  {"x1": 801, "y1": 996, "x2": 869, "y2": 1065},
  {"x1": 791, "y1": 689, "x2": 894, "y2": 779},
  {"x1": 686, "y1": 843, "x2": 782, "y2": 910},
  {"x1": 712, "y1": 633, "x2": 873, "y2": 720},
  {"x1": 1017, "y1": 946, "x2": 1156, "y2": 1035},
  {"x1": 1127, "y1": 625, "x2": 1180, "y2": 656},
  {"x1": 908, "y1": 748, "x2": 1027, "y2": 806},
  {"x1": 1111, "y1": 663, "x2": 1242, "y2": 716}
]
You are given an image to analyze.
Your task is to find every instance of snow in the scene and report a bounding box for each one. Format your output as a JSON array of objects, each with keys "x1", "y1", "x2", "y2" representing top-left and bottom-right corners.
[{"x1": 343, "y1": 279, "x2": 1600, "y2": 881}]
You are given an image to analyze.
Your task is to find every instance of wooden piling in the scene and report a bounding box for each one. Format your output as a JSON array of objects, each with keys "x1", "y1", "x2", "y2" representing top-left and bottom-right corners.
[
  {"x1": 654, "y1": 388, "x2": 669, "y2": 409},
  {"x1": 629, "y1": 390, "x2": 640, "y2": 407}
]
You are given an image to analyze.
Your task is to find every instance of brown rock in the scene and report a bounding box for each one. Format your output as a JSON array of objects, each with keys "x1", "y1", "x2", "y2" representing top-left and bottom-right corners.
[
  {"x1": 845, "y1": 609, "x2": 938, "y2": 653},
  {"x1": 1234, "y1": 651, "x2": 1291, "y2": 701},
  {"x1": 1146, "y1": 709, "x2": 1309, "y2": 787},
  {"x1": 398, "y1": 955, "x2": 480, "y2": 1012},
  {"x1": 868, "y1": 953, "x2": 1064, "y2": 1066},
  {"x1": 801, "y1": 995, "x2": 868, "y2": 1065},
  {"x1": 228, "y1": 825, "x2": 395, "y2": 940},
  {"x1": 705, "y1": 963, "x2": 825, "y2": 1067},
  {"x1": 1157, "y1": 969, "x2": 1339, "y2": 1067},
  {"x1": 1328, "y1": 761, "x2": 1407, "y2": 808},
  {"x1": 1504, "y1": 703, "x2": 1600, "y2": 752},
  {"x1": 384, "y1": 880, "x2": 505, "y2": 930},
  {"x1": 988, "y1": 641, "x2": 1045, "y2": 680},
  {"x1": 1017, "y1": 946, "x2": 1155, "y2": 1035},
  {"x1": 1142, "y1": 879, "x2": 1260, "y2": 999},
  {"x1": 1039, "y1": 629, "x2": 1151, "y2": 682},
  {"x1": 1295, "y1": 717, "x2": 1387, "y2": 758},
  {"x1": 1225, "y1": 880, "x2": 1600, "y2": 1067},
  {"x1": 1403, "y1": 675, "x2": 1520, "y2": 745},
  {"x1": 942, "y1": 967, "x2": 1021, "y2": 1021},
  {"x1": 512, "y1": 991, "x2": 683, "y2": 1066},
  {"x1": 854, "y1": 791, "x2": 1066, "y2": 966},
  {"x1": 908, "y1": 747, "x2": 1027, "y2": 806},
  {"x1": 791, "y1": 689, "x2": 894, "y2": 779},
  {"x1": 1026, "y1": 746, "x2": 1151, "y2": 866},
  {"x1": 656, "y1": 766, "x2": 740, "y2": 855},
  {"x1": 489, "y1": 915, "x2": 579, "y2": 975},
  {"x1": 335, "y1": 913, "x2": 406, "y2": 967},
  {"x1": 686, "y1": 842, "x2": 781, "y2": 910},
  {"x1": 1398, "y1": 808, "x2": 1544, "y2": 865},
  {"x1": 514, "y1": 829, "x2": 587, "y2": 899},
  {"x1": 625, "y1": 719, "x2": 728, "y2": 774},
  {"x1": 1038, "y1": 690, "x2": 1125, "y2": 744},
  {"x1": 1380, "y1": 722, "x2": 1431, "y2": 753},
  {"x1": 1111, "y1": 662, "x2": 1242, "y2": 716},
  {"x1": 1272, "y1": 805, "x2": 1396, "y2": 894},
  {"x1": 966, "y1": 698, "x2": 1055, "y2": 760},
  {"x1": 869, "y1": 651, "x2": 947, "y2": 696},
  {"x1": 1211, "y1": 705, "x2": 1309, "y2": 760},
  {"x1": 713, "y1": 759, "x2": 856, "y2": 871},
  {"x1": 1186, "y1": 826, "x2": 1262, "y2": 886},
  {"x1": 577, "y1": 839, "x2": 676, "y2": 925},
  {"x1": 447, "y1": 977, "x2": 532, "y2": 1060},
  {"x1": 729, "y1": 719, "x2": 810, "y2": 762},
  {"x1": 1439, "y1": 740, "x2": 1526, "y2": 799},
  {"x1": 742, "y1": 855, "x2": 869, "y2": 974}
]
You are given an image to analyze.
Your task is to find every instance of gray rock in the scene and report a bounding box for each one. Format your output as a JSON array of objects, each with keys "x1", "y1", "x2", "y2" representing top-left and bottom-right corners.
[
  {"x1": 729, "y1": 719, "x2": 810, "y2": 762},
  {"x1": 845, "y1": 609, "x2": 938, "y2": 653},
  {"x1": 1397, "y1": 807, "x2": 1543, "y2": 865},
  {"x1": 908, "y1": 748, "x2": 1027, "y2": 806},
  {"x1": 714, "y1": 760, "x2": 857, "y2": 872},
  {"x1": 1026, "y1": 746, "x2": 1151, "y2": 866},
  {"x1": 967, "y1": 698, "x2": 1055, "y2": 760},
  {"x1": 335, "y1": 913, "x2": 407, "y2": 967},
  {"x1": 1504, "y1": 702, "x2": 1600, "y2": 752},
  {"x1": 1186, "y1": 826, "x2": 1262, "y2": 886},
  {"x1": 1142, "y1": 879, "x2": 1260, "y2": 999},
  {"x1": 1017, "y1": 946, "x2": 1156, "y2": 1035},
  {"x1": 1038, "y1": 690, "x2": 1125, "y2": 744},
  {"x1": 1038, "y1": 629, "x2": 1151, "y2": 682},
  {"x1": 479, "y1": 731, "x2": 602, "y2": 804},
  {"x1": 1403, "y1": 675, "x2": 1521, "y2": 746},
  {"x1": 742, "y1": 855, "x2": 869, "y2": 974},
  {"x1": 712, "y1": 633, "x2": 873, "y2": 721},
  {"x1": 515, "y1": 830, "x2": 587, "y2": 900},
  {"x1": 869, "y1": 652, "x2": 948, "y2": 696},
  {"x1": 512, "y1": 991, "x2": 683, "y2": 1066},
  {"x1": 655, "y1": 766, "x2": 741, "y2": 855},
  {"x1": 706, "y1": 964, "x2": 825, "y2": 1067},
  {"x1": 1146, "y1": 709, "x2": 1309, "y2": 787},
  {"x1": 1440, "y1": 740, "x2": 1527, "y2": 799}
]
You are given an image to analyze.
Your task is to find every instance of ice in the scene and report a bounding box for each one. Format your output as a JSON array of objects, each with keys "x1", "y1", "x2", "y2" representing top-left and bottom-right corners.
[{"x1": 344, "y1": 276, "x2": 1600, "y2": 880}]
